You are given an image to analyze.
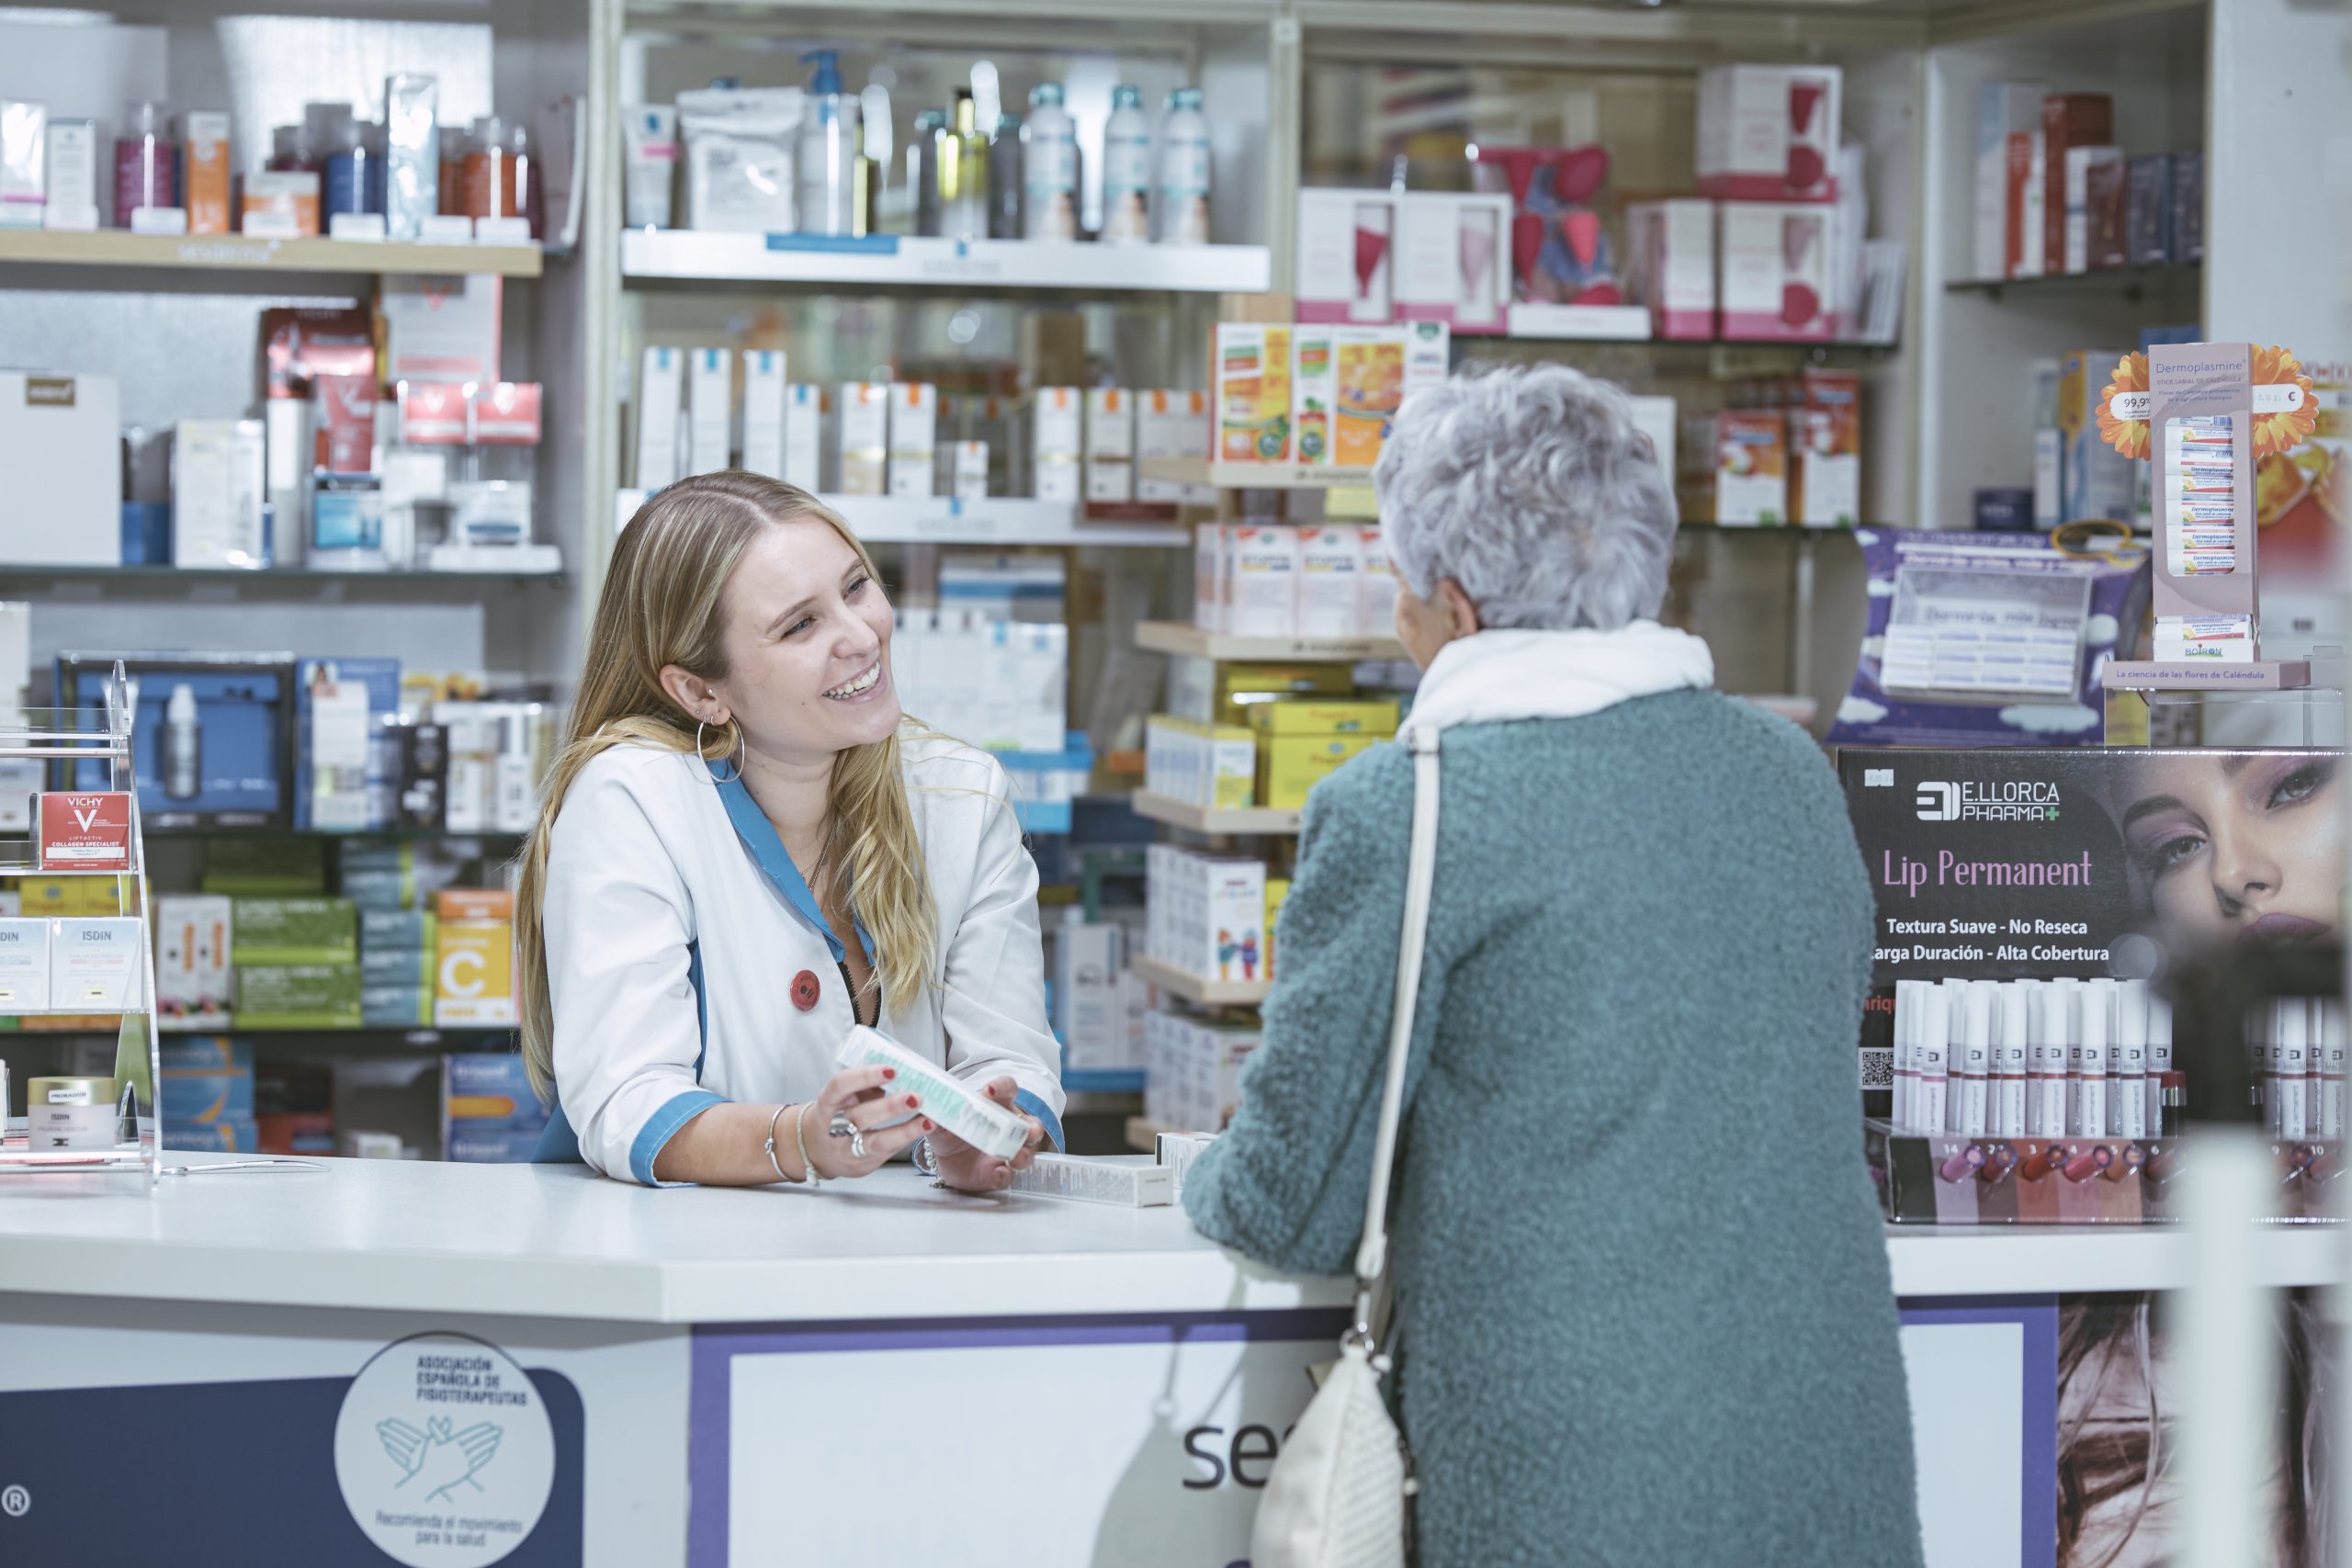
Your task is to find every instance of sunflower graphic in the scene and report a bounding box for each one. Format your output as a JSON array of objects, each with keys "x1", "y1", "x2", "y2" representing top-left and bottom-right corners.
[
  {"x1": 2097, "y1": 351, "x2": 2150, "y2": 460},
  {"x1": 2251, "y1": 344, "x2": 2320, "y2": 459}
]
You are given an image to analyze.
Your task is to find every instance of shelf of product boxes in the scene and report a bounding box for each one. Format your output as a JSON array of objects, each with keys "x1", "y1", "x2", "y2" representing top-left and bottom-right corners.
[
  {"x1": 1135, "y1": 621, "x2": 1408, "y2": 663},
  {"x1": 1128, "y1": 953, "x2": 1274, "y2": 1010},
  {"x1": 0, "y1": 229, "x2": 544, "y2": 278},
  {"x1": 1130, "y1": 792, "x2": 1305, "y2": 838},
  {"x1": 619, "y1": 229, "x2": 1272, "y2": 294},
  {"x1": 1137, "y1": 457, "x2": 1378, "y2": 491},
  {"x1": 820, "y1": 495, "x2": 1190, "y2": 548},
  {"x1": 0, "y1": 565, "x2": 565, "y2": 585},
  {"x1": 1942, "y1": 261, "x2": 2199, "y2": 298}
]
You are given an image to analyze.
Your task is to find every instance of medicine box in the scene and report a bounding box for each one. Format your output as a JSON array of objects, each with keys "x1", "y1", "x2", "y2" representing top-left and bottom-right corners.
[
  {"x1": 1145, "y1": 1006, "x2": 1261, "y2": 1132},
  {"x1": 1145, "y1": 716, "x2": 1258, "y2": 810},
  {"x1": 0, "y1": 371, "x2": 119, "y2": 569},
  {"x1": 1226, "y1": 525, "x2": 1302, "y2": 637},
  {"x1": 1084, "y1": 389, "x2": 1136, "y2": 502},
  {"x1": 43, "y1": 118, "x2": 96, "y2": 231},
  {"x1": 173, "y1": 417, "x2": 268, "y2": 568},
  {"x1": 1261, "y1": 733, "x2": 1385, "y2": 810},
  {"x1": 34, "y1": 791, "x2": 133, "y2": 871},
  {"x1": 155, "y1": 894, "x2": 232, "y2": 1026},
  {"x1": 1055, "y1": 916, "x2": 1129, "y2": 1075},
  {"x1": 1791, "y1": 369, "x2": 1861, "y2": 526},
  {"x1": 1146, "y1": 848, "x2": 1267, "y2": 984},
  {"x1": 51, "y1": 918, "x2": 141, "y2": 1010},
  {"x1": 1331, "y1": 327, "x2": 1405, "y2": 469},
  {"x1": 232, "y1": 897, "x2": 358, "y2": 965},
  {"x1": 0, "y1": 918, "x2": 50, "y2": 1010},
  {"x1": 1137, "y1": 390, "x2": 1213, "y2": 502},
  {"x1": 435, "y1": 887, "x2": 516, "y2": 1027},
  {"x1": 1295, "y1": 187, "x2": 1398, "y2": 323},
  {"x1": 298, "y1": 658, "x2": 400, "y2": 833},
  {"x1": 381, "y1": 274, "x2": 501, "y2": 385},
  {"x1": 888, "y1": 384, "x2": 937, "y2": 498},
  {"x1": 2058, "y1": 349, "x2": 2135, "y2": 525},
  {"x1": 783, "y1": 384, "x2": 826, "y2": 491},
  {"x1": 443, "y1": 1051, "x2": 550, "y2": 1164},
  {"x1": 237, "y1": 964, "x2": 362, "y2": 1028},
  {"x1": 0, "y1": 100, "x2": 45, "y2": 227},
  {"x1": 160, "y1": 1037, "x2": 256, "y2": 1144},
  {"x1": 1715, "y1": 201, "x2": 1838, "y2": 341},
  {"x1": 1008, "y1": 1154, "x2": 1172, "y2": 1207},
  {"x1": 1696, "y1": 64, "x2": 1842, "y2": 203},
  {"x1": 688, "y1": 347, "x2": 732, "y2": 475},
  {"x1": 1625, "y1": 200, "x2": 1714, "y2": 340},
  {"x1": 1358, "y1": 529, "x2": 1399, "y2": 639},
  {"x1": 1712, "y1": 412, "x2": 1789, "y2": 525},
  {"x1": 837, "y1": 1026, "x2": 1031, "y2": 1159},
  {"x1": 1034, "y1": 388, "x2": 1082, "y2": 502},
  {"x1": 836, "y1": 384, "x2": 889, "y2": 497},
  {"x1": 1295, "y1": 526, "x2": 1363, "y2": 638},
  {"x1": 2041, "y1": 94, "x2": 2112, "y2": 275},
  {"x1": 1215, "y1": 325, "x2": 1293, "y2": 464},
  {"x1": 1395, "y1": 192, "x2": 1510, "y2": 333},
  {"x1": 636, "y1": 346, "x2": 684, "y2": 491}
]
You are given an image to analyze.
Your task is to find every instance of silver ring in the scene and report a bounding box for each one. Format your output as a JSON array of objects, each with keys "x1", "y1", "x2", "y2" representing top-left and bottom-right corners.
[
  {"x1": 828, "y1": 1112, "x2": 857, "y2": 1140},
  {"x1": 912, "y1": 1135, "x2": 939, "y2": 1179}
]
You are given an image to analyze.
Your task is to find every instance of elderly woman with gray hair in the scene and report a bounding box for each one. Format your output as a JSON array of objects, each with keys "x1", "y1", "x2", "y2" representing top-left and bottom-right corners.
[{"x1": 1182, "y1": 365, "x2": 1925, "y2": 1568}]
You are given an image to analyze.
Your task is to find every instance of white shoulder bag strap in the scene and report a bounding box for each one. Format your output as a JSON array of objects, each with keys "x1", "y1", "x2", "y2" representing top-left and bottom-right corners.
[{"x1": 1250, "y1": 725, "x2": 1441, "y2": 1568}]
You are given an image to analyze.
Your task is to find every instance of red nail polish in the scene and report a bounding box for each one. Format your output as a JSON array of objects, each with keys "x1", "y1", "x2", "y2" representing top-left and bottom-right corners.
[
  {"x1": 922, "y1": 1119, "x2": 937, "y2": 1132},
  {"x1": 906, "y1": 1095, "x2": 921, "y2": 1109},
  {"x1": 883, "y1": 1068, "x2": 896, "y2": 1080}
]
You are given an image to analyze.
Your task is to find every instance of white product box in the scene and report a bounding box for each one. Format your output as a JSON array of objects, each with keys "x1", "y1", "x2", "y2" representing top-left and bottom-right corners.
[
  {"x1": 52, "y1": 918, "x2": 141, "y2": 1010},
  {"x1": 783, "y1": 384, "x2": 825, "y2": 491},
  {"x1": 948, "y1": 441, "x2": 989, "y2": 501},
  {"x1": 838, "y1": 383, "x2": 890, "y2": 496},
  {"x1": 1291, "y1": 327, "x2": 1339, "y2": 468},
  {"x1": 1144, "y1": 716, "x2": 1256, "y2": 810},
  {"x1": 1226, "y1": 525, "x2": 1301, "y2": 637},
  {"x1": 1193, "y1": 522, "x2": 1228, "y2": 633},
  {"x1": 1056, "y1": 916, "x2": 1126, "y2": 1073},
  {"x1": 381, "y1": 274, "x2": 502, "y2": 384},
  {"x1": 1401, "y1": 321, "x2": 1451, "y2": 402},
  {"x1": 1009, "y1": 1154, "x2": 1172, "y2": 1206},
  {"x1": 1296, "y1": 186, "x2": 1398, "y2": 323},
  {"x1": 888, "y1": 384, "x2": 938, "y2": 498},
  {"x1": 1146, "y1": 848, "x2": 1268, "y2": 985},
  {"x1": 688, "y1": 346, "x2": 733, "y2": 476},
  {"x1": 0, "y1": 918, "x2": 49, "y2": 1010},
  {"x1": 1138, "y1": 390, "x2": 1215, "y2": 503},
  {"x1": 1396, "y1": 192, "x2": 1510, "y2": 333},
  {"x1": 1085, "y1": 389, "x2": 1136, "y2": 502},
  {"x1": 42, "y1": 118, "x2": 96, "y2": 231},
  {"x1": 0, "y1": 100, "x2": 45, "y2": 228},
  {"x1": 0, "y1": 370, "x2": 119, "y2": 567},
  {"x1": 1034, "y1": 388, "x2": 1082, "y2": 502},
  {"x1": 1155, "y1": 1129, "x2": 1217, "y2": 1198},
  {"x1": 984, "y1": 620, "x2": 1068, "y2": 752},
  {"x1": 1295, "y1": 525, "x2": 1364, "y2": 638},
  {"x1": 1715, "y1": 201, "x2": 1838, "y2": 342},
  {"x1": 636, "y1": 346, "x2": 684, "y2": 491},
  {"x1": 1696, "y1": 63, "x2": 1842, "y2": 203},
  {"x1": 1626, "y1": 395, "x2": 1678, "y2": 483},
  {"x1": 1145, "y1": 1006, "x2": 1261, "y2": 1133},
  {"x1": 1625, "y1": 200, "x2": 1714, "y2": 340},
  {"x1": 173, "y1": 419, "x2": 267, "y2": 569},
  {"x1": 2063, "y1": 144, "x2": 2121, "y2": 275},
  {"x1": 1357, "y1": 527, "x2": 1398, "y2": 639},
  {"x1": 741, "y1": 351, "x2": 786, "y2": 478},
  {"x1": 154, "y1": 894, "x2": 231, "y2": 1025},
  {"x1": 837, "y1": 1025, "x2": 1030, "y2": 1158},
  {"x1": 1974, "y1": 81, "x2": 2047, "y2": 279}
]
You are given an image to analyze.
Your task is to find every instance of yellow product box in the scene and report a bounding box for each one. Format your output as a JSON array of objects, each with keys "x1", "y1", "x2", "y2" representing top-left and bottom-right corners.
[
  {"x1": 1248, "y1": 699, "x2": 1401, "y2": 738},
  {"x1": 1216, "y1": 323, "x2": 1293, "y2": 464},
  {"x1": 1145, "y1": 716, "x2": 1258, "y2": 809},
  {"x1": 13, "y1": 877, "x2": 121, "y2": 917},
  {"x1": 1214, "y1": 663, "x2": 1355, "y2": 728},
  {"x1": 435, "y1": 887, "x2": 516, "y2": 1028},
  {"x1": 1292, "y1": 328, "x2": 1337, "y2": 466},
  {"x1": 1332, "y1": 327, "x2": 1406, "y2": 468},
  {"x1": 1261, "y1": 733, "x2": 1385, "y2": 810}
]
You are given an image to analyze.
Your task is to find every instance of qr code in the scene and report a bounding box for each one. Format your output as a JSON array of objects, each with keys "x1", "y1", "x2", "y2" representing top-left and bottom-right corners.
[{"x1": 1859, "y1": 1046, "x2": 1894, "y2": 1089}]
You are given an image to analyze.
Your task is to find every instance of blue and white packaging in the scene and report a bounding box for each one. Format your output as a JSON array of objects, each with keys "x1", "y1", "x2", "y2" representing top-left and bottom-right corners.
[
  {"x1": 298, "y1": 657, "x2": 401, "y2": 832},
  {"x1": 441, "y1": 1051, "x2": 549, "y2": 1163}
]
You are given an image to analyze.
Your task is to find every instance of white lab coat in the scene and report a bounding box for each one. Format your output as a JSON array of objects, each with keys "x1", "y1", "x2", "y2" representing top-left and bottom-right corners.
[{"x1": 542, "y1": 729, "x2": 1066, "y2": 1185}]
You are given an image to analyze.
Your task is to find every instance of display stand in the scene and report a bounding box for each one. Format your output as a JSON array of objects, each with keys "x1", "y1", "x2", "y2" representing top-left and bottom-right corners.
[{"x1": 0, "y1": 662, "x2": 163, "y2": 1187}]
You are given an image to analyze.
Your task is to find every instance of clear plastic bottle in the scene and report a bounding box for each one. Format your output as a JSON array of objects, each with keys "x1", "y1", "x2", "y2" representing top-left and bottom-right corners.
[
  {"x1": 1154, "y1": 87, "x2": 1211, "y2": 245},
  {"x1": 1022, "y1": 84, "x2": 1079, "y2": 242},
  {"x1": 910, "y1": 109, "x2": 945, "y2": 237},
  {"x1": 461, "y1": 116, "x2": 514, "y2": 219},
  {"x1": 941, "y1": 89, "x2": 989, "y2": 240},
  {"x1": 796, "y1": 49, "x2": 859, "y2": 237},
  {"x1": 1100, "y1": 84, "x2": 1151, "y2": 244},
  {"x1": 988, "y1": 112, "x2": 1023, "y2": 239},
  {"x1": 113, "y1": 101, "x2": 175, "y2": 226}
]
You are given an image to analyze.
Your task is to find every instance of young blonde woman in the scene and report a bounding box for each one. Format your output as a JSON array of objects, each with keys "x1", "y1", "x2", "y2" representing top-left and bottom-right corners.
[{"x1": 520, "y1": 472, "x2": 1061, "y2": 1190}]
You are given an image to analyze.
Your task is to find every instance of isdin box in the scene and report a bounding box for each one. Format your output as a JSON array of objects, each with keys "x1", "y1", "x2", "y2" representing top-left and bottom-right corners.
[
  {"x1": 0, "y1": 917, "x2": 50, "y2": 1010},
  {"x1": 51, "y1": 917, "x2": 141, "y2": 1010}
]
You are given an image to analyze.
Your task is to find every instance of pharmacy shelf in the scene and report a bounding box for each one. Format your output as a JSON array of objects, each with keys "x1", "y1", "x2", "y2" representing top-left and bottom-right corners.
[
  {"x1": 621, "y1": 229, "x2": 1271, "y2": 294},
  {"x1": 1136, "y1": 621, "x2": 1406, "y2": 662},
  {"x1": 1128, "y1": 954, "x2": 1273, "y2": 1009},
  {"x1": 0, "y1": 564, "x2": 564, "y2": 586},
  {"x1": 1131, "y1": 792, "x2": 1303, "y2": 837},
  {"x1": 1943, "y1": 261, "x2": 2199, "y2": 299},
  {"x1": 818, "y1": 495, "x2": 1189, "y2": 547},
  {"x1": 153, "y1": 1023, "x2": 512, "y2": 1043},
  {"x1": 1137, "y1": 458, "x2": 1375, "y2": 491},
  {"x1": 141, "y1": 826, "x2": 526, "y2": 842},
  {"x1": 0, "y1": 228, "x2": 544, "y2": 278}
]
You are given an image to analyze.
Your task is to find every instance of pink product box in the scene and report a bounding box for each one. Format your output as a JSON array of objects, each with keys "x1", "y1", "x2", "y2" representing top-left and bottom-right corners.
[
  {"x1": 1394, "y1": 191, "x2": 1511, "y2": 335},
  {"x1": 1714, "y1": 201, "x2": 1838, "y2": 342},
  {"x1": 1696, "y1": 63, "x2": 1842, "y2": 204},
  {"x1": 1295, "y1": 186, "x2": 1398, "y2": 325},
  {"x1": 1626, "y1": 200, "x2": 1714, "y2": 341}
]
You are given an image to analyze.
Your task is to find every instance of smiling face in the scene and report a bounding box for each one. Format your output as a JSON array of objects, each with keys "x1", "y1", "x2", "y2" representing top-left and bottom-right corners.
[
  {"x1": 2117, "y1": 752, "x2": 2343, "y2": 952},
  {"x1": 701, "y1": 517, "x2": 899, "y2": 767}
]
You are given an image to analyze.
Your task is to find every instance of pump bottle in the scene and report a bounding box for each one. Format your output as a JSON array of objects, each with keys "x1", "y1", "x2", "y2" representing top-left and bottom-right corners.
[{"x1": 796, "y1": 50, "x2": 859, "y2": 238}]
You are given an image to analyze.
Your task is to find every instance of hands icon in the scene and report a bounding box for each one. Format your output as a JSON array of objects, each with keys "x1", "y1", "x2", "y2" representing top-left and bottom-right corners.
[{"x1": 379, "y1": 1415, "x2": 504, "y2": 1501}]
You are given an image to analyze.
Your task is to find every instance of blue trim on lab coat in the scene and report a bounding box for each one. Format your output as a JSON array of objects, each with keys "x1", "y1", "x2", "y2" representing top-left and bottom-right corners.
[{"x1": 534, "y1": 940, "x2": 711, "y2": 1165}]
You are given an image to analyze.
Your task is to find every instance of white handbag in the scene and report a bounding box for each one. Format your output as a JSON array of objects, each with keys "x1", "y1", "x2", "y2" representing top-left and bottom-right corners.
[{"x1": 1250, "y1": 726, "x2": 1442, "y2": 1568}]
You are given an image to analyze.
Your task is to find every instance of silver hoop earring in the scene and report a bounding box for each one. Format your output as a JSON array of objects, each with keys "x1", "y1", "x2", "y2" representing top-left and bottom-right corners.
[{"x1": 695, "y1": 717, "x2": 743, "y2": 784}]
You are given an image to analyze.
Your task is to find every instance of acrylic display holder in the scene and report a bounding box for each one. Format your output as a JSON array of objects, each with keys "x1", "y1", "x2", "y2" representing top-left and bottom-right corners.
[
  {"x1": 1867, "y1": 1122, "x2": 2341, "y2": 1224},
  {"x1": 0, "y1": 663, "x2": 164, "y2": 1187}
]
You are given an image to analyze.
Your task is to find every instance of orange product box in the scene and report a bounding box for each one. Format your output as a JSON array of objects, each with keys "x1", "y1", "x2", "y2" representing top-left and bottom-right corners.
[
  {"x1": 435, "y1": 887, "x2": 514, "y2": 922},
  {"x1": 1216, "y1": 323, "x2": 1293, "y2": 463},
  {"x1": 1712, "y1": 412, "x2": 1789, "y2": 526},
  {"x1": 33, "y1": 792, "x2": 133, "y2": 872},
  {"x1": 1333, "y1": 327, "x2": 1406, "y2": 468},
  {"x1": 182, "y1": 111, "x2": 232, "y2": 235}
]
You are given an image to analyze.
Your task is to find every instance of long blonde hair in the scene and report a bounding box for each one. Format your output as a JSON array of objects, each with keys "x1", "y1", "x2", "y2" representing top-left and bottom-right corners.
[{"x1": 517, "y1": 472, "x2": 939, "y2": 1100}]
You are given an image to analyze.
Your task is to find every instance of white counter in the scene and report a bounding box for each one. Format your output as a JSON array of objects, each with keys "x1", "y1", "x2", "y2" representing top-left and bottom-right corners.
[{"x1": 0, "y1": 1154, "x2": 2340, "y2": 1324}]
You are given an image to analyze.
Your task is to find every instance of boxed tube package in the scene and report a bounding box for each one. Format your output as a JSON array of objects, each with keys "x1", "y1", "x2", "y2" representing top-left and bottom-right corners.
[
  {"x1": 836, "y1": 1025, "x2": 1030, "y2": 1159},
  {"x1": 435, "y1": 887, "x2": 516, "y2": 1027},
  {"x1": 1008, "y1": 1153, "x2": 1172, "y2": 1207},
  {"x1": 1295, "y1": 187, "x2": 1397, "y2": 323},
  {"x1": 52, "y1": 918, "x2": 141, "y2": 1010},
  {"x1": 636, "y1": 346, "x2": 684, "y2": 491},
  {"x1": 1034, "y1": 388, "x2": 1082, "y2": 502},
  {"x1": 182, "y1": 110, "x2": 232, "y2": 235},
  {"x1": 155, "y1": 894, "x2": 232, "y2": 1027},
  {"x1": 2058, "y1": 349, "x2": 2135, "y2": 524},
  {"x1": 784, "y1": 384, "x2": 826, "y2": 491},
  {"x1": 34, "y1": 791, "x2": 133, "y2": 871},
  {"x1": 741, "y1": 351, "x2": 786, "y2": 478},
  {"x1": 232, "y1": 897, "x2": 357, "y2": 964},
  {"x1": 1395, "y1": 192, "x2": 1510, "y2": 333},
  {"x1": 1216, "y1": 325, "x2": 1293, "y2": 464},
  {"x1": 42, "y1": 118, "x2": 96, "y2": 231},
  {"x1": 238, "y1": 964, "x2": 362, "y2": 1028},
  {"x1": 1084, "y1": 389, "x2": 1136, "y2": 502},
  {"x1": 2062, "y1": 145, "x2": 2124, "y2": 274},
  {"x1": 1716, "y1": 201, "x2": 1837, "y2": 341},
  {"x1": 2041, "y1": 94, "x2": 2113, "y2": 275},
  {"x1": 0, "y1": 918, "x2": 50, "y2": 1010},
  {"x1": 688, "y1": 347, "x2": 732, "y2": 476},
  {"x1": 174, "y1": 419, "x2": 268, "y2": 568},
  {"x1": 1696, "y1": 64, "x2": 1841, "y2": 203},
  {"x1": 888, "y1": 384, "x2": 937, "y2": 498},
  {"x1": 839, "y1": 383, "x2": 889, "y2": 496}
]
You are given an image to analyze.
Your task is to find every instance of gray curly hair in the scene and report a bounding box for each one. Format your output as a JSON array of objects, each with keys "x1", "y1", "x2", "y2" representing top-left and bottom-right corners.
[{"x1": 1374, "y1": 363, "x2": 1677, "y2": 632}]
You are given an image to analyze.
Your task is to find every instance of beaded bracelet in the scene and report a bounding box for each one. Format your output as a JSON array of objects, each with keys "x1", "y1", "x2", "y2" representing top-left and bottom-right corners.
[{"x1": 793, "y1": 1100, "x2": 823, "y2": 1188}]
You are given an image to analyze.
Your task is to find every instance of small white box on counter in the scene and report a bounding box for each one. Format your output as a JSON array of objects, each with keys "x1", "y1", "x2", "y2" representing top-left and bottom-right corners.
[{"x1": 1008, "y1": 1154, "x2": 1172, "y2": 1207}]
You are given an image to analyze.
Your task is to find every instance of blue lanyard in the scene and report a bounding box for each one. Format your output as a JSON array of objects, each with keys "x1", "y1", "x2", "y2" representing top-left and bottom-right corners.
[{"x1": 709, "y1": 761, "x2": 876, "y2": 965}]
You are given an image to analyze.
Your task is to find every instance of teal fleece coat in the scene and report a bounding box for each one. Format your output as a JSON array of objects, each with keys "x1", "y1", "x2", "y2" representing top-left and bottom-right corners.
[{"x1": 1183, "y1": 690, "x2": 1926, "y2": 1568}]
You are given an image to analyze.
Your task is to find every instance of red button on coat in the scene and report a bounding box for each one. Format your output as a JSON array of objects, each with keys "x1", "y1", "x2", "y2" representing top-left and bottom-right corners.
[{"x1": 790, "y1": 971, "x2": 821, "y2": 1012}]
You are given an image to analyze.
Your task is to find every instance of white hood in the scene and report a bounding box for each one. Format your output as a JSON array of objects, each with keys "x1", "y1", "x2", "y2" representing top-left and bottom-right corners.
[{"x1": 1400, "y1": 622, "x2": 1715, "y2": 739}]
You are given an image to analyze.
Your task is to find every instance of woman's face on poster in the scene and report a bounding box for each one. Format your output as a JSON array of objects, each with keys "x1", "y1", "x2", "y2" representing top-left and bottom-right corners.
[{"x1": 2117, "y1": 753, "x2": 2342, "y2": 953}]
